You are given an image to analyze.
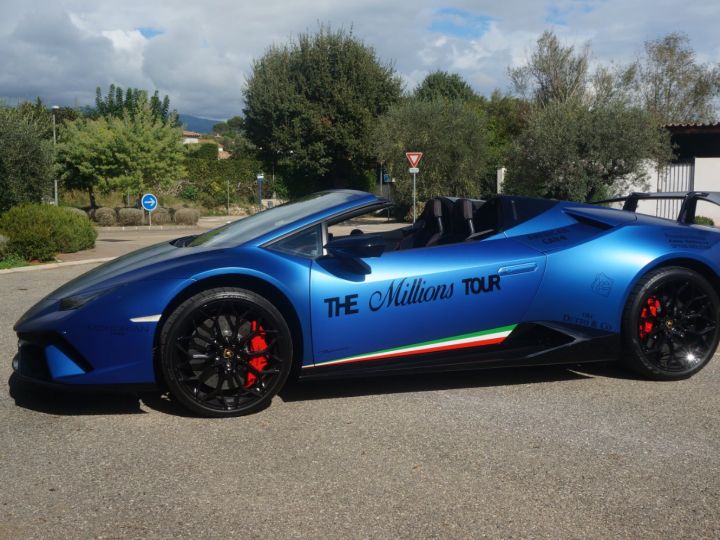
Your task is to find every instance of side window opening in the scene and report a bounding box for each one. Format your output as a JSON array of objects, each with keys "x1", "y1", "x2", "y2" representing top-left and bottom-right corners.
[
  {"x1": 327, "y1": 211, "x2": 408, "y2": 253},
  {"x1": 269, "y1": 225, "x2": 323, "y2": 258}
]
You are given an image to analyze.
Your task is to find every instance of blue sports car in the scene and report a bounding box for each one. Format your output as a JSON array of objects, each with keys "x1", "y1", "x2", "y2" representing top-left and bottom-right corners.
[{"x1": 13, "y1": 189, "x2": 720, "y2": 416}]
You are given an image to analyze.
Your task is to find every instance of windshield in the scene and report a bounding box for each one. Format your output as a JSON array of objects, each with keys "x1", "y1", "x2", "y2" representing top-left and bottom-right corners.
[{"x1": 189, "y1": 191, "x2": 369, "y2": 247}]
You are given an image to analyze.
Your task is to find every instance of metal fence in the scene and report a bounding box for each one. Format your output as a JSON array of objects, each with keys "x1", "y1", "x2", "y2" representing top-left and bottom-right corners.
[{"x1": 655, "y1": 162, "x2": 695, "y2": 219}]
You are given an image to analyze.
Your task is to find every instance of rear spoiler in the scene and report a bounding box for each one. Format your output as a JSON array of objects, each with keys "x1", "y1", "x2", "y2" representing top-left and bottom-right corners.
[{"x1": 592, "y1": 191, "x2": 720, "y2": 224}]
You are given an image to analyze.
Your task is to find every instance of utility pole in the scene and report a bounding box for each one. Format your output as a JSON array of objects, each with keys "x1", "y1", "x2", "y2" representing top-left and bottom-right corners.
[{"x1": 52, "y1": 105, "x2": 59, "y2": 205}]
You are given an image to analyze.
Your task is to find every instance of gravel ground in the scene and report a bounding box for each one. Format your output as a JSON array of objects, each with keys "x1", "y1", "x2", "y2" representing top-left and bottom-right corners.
[{"x1": 1, "y1": 264, "x2": 719, "y2": 539}]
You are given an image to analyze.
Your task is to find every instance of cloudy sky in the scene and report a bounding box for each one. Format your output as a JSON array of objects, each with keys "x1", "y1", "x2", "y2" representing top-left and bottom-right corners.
[{"x1": 1, "y1": 0, "x2": 718, "y2": 119}]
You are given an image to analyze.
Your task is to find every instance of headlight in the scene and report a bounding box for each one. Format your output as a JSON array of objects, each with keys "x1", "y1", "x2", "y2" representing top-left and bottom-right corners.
[{"x1": 59, "y1": 286, "x2": 117, "y2": 311}]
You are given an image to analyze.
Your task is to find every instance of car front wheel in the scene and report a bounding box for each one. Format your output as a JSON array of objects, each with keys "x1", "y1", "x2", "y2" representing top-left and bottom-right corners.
[{"x1": 160, "y1": 287, "x2": 293, "y2": 417}]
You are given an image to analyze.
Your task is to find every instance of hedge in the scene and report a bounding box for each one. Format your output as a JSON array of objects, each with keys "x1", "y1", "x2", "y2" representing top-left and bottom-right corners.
[
  {"x1": 94, "y1": 207, "x2": 117, "y2": 226},
  {"x1": 174, "y1": 208, "x2": 200, "y2": 225},
  {"x1": 694, "y1": 216, "x2": 715, "y2": 227},
  {"x1": 151, "y1": 207, "x2": 172, "y2": 225},
  {"x1": 184, "y1": 157, "x2": 260, "y2": 208},
  {"x1": 117, "y1": 208, "x2": 143, "y2": 226},
  {"x1": 0, "y1": 204, "x2": 97, "y2": 261}
]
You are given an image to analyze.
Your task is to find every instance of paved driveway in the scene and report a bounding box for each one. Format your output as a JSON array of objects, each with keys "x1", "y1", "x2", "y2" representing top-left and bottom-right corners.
[{"x1": 1, "y1": 264, "x2": 719, "y2": 538}]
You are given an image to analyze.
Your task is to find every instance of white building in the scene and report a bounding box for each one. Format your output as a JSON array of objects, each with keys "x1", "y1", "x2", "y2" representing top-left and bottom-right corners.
[{"x1": 634, "y1": 123, "x2": 720, "y2": 224}]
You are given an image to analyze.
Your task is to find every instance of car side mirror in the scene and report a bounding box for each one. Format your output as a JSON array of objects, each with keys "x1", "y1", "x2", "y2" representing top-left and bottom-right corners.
[{"x1": 325, "y1": 234, "x2": 385, "y2": 260}]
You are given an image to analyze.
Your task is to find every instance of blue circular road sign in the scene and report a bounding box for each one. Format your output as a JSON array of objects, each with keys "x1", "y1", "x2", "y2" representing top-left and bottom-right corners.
[{"x1": 141, "y1": 193, "x2": 158, "y2": 212}]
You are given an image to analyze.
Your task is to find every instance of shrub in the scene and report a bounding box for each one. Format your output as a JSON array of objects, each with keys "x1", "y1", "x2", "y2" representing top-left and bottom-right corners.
[
  {"x1": 0, "y1": 204, "x2": 97, "y2": 261},
  {"x1": 150, "y1": 207, "x2": 172, "y2": 225},
  {"x1": 94, "y1": 207, "x2": 117, "y2": 226},
  {"x1": 63, "y1": 207, "x2": 89, "y2": 219},
  {"x1": 117, "y1": 207, "x2": 143, "y2": 226},
  {"x1": 0, "y1": 234, "x2": 8, "y2": 258},
  {"x1": 694, "y1": 216, "x2": 715, "y2": 226},
  {"x1": 174, "y1": 208, "x2": 200, "y2": 225}
]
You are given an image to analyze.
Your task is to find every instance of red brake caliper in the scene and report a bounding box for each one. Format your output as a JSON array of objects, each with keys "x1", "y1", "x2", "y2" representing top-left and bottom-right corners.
[
  {"x1": 639, "y1": 296, "x2": 661, "y2": 339},
  {"x1": 245, "y1": 321, "x2": 269, "y2": 388}
]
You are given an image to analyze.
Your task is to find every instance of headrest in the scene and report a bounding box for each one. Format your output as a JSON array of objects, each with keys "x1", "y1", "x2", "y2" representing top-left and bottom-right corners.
[
  {"x1": 431, "y1": 198, "x2": 442, "y2": 217},
  {"x1": 458, "y1": 199, "x2": 473, "y2": 220}
]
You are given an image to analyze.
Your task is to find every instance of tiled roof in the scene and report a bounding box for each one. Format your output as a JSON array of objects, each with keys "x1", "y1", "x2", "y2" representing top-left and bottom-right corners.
[{"x1": 665, "y1": 122, "x2": 720, "y2": 128}]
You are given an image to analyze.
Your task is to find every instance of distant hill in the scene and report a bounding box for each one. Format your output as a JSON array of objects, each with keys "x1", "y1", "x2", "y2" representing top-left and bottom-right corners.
[{"x1": 178, "y1": 114, "x2": 220, "y2": 134}]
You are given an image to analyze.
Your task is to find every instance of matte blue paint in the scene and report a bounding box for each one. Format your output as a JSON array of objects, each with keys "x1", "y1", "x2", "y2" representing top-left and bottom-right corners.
[{"x1": 46, "y1": 345, "x2": 85, "y2": 378}]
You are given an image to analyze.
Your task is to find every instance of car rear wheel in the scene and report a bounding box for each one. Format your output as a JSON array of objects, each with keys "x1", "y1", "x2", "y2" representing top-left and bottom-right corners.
[
  {"x1": 622, "y1": 267, "x2": 720, "y2": 380},
  {"x1": 160, "y1": 287, "x2": 293, "y2": 417}
]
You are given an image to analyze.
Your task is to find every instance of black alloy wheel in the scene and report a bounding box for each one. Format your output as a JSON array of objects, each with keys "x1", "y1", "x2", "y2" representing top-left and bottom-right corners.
[
  {"x1": 622, "y1": 267, "x2": 720, "y2": 380},
  {"x1": 160, "y1": 288, "x2": 293, "y2": 417}
]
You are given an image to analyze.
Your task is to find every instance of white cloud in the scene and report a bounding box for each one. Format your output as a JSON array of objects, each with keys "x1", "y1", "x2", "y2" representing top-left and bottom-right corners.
[{"x1": 0, "y1": 0, "x2": 718, "y2": 117}]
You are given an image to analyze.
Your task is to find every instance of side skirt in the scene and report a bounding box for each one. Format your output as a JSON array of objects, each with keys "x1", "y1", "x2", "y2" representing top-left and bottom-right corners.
[{"x1": 299, "y1": 322, "x2": 620, "y2": 380}]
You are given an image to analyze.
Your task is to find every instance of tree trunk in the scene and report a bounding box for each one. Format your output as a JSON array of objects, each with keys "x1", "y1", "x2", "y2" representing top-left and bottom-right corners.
[{"x1": 88, "y1": 188, "x2": 97, "y2": 210}]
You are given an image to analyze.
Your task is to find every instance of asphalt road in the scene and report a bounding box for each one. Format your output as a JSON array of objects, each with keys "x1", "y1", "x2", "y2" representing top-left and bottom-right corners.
[{"x1": 1, "y1": 264, "x2": 719, "y2": 539}]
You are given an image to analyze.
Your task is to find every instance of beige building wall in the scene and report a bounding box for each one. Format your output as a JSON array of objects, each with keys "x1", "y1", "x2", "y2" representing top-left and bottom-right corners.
[{"x1": 693, "y1": 158, "x2": 720, "y2": 224}]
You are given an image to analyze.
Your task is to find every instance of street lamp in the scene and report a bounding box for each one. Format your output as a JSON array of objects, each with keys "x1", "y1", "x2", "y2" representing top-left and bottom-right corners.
[{"x1": 52, "y1": 105, "x2": 59, "y2": 205}]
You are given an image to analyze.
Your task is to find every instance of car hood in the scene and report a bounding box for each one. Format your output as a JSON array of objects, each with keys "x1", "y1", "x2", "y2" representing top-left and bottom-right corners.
[
  {"x1": 15, "y1": 239, "x2": 195, "y2": 328},
  {"x1": 49, "y1": 240, "x2": 185, "y2": 299}
]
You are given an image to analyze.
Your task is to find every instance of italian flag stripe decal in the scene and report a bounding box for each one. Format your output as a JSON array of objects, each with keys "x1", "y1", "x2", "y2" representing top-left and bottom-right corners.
[{"x1": 307, "y1": 324, "x2": 517, "y2": 369}]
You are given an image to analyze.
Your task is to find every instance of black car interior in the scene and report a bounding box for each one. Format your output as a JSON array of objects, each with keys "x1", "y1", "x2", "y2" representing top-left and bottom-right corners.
[{"x1": 327, "y1": 195, "x2": 558, "y2": 253}]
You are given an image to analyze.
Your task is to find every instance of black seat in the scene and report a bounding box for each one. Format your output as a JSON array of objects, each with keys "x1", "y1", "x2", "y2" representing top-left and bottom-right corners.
[
  {"x1": 467, "y1": 198, "x2": 501, "y2": 241},
  {"x1": 399, "y1": 198, "x2": 454, "y2": 249},
  {"x1": 414, "y1": 199, "x2": 444, "y2": 247},
  {"x1": 449, "y1": 198, "x2": 476, "y2": 241}
]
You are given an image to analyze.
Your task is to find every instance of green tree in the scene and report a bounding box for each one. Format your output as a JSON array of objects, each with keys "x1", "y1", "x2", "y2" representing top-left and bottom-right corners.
[
  {"x1": 414, "y1": 71, "x2": 477, "y2": 102},
  {"x1": 213, "y1": 116, "x2": 245, "y2": 136},
  {"x1": 95, "y1": 84, "x2": 179, "y2": 126},
  {"x1": 58, "y1": 95, "x2": 186, "y2": 206},
  {"x1": 108, "y1": 99, "x2": 186, "y2": 198},
  {"x1": 244, "y1": 26, "x2": 403, "y2": 195},
  {"x1": 188, "y1": 142, "x2": 220, "y2": 160},
  {"x1": 16, "y1": 98, "x2": 79, "y2": 141},
  {"x1": 211, "y1": 115, "x2": 258, "y2": 159},
  {"x1": 56, "y1": 117, "x2": 115, "y2": 208},
  {"x1": 505, "y1": 31, "x2": 672, "y2": 201},
  {"x1": 0, "y1": 104, "x2": 54, "y2": 212},
  {"x1": 504, "y1": 100, "x2": 671, "y2": 201},
  {"x1": 509, "y1": 31, "x2": 590, "y2": 106},
  {"x1": 374, "y1": 99, "x2": 489, "y2": 210},
  {"x1": 480, "y1": 91, "x2": 530, "y2": 191},
  {"x1": 631, "y1": 33, "x2": 720, "y2": 124}
]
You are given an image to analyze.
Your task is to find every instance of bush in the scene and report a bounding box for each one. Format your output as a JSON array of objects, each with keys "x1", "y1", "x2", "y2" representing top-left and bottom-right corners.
[
  {"x1": 174, "y1": 208, "x2": 200, "y2": 225},
  {"x1": 94, "y1": 207, "x2": 117, "y2": 226},
  {"x1": 0, "y1": 107, "x2": 55, "y2": 213},
  {"x1": 150, "y1": 207, "x2": 172, "y2": 225},
  {"x1": 0, "y1": 234, "x2": 8, "y2": 258},
  {"x1": 63, "y1": 207, "x2": 89, "y2": 219},
  {"x1": 117, "y1": 207, "x2": 143, "y2": 226},
  {"x1": 0, "y1": 204, "x2": 97, "y2": 261},
  {"x1": 187, "y1": 142, "x2": 220, "y2": 160},
  {"x1": 694, "y1": 216, "x2": 715, "y2": 226}
]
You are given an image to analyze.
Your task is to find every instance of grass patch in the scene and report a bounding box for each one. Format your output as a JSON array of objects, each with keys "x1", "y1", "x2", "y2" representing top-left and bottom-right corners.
[{"x1": 0, "y1": 255, "x2": 29, "y2": 270}]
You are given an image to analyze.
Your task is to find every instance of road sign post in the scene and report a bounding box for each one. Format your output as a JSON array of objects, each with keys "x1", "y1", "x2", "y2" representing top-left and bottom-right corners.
[
  {"x1": 405, "y1": 152, "x2": 423, "y2": 222},
  {"x1": 141, "y1": 193, "x2": 158, "y2": 226},
  {"x1": 256, "y1": 173, "x2": 264, "y2": 208}
]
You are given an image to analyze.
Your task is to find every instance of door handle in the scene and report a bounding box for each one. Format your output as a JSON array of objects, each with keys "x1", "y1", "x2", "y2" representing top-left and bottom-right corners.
[{"x1": 498, "y1": 262, "x2": 538, "y2": 276}]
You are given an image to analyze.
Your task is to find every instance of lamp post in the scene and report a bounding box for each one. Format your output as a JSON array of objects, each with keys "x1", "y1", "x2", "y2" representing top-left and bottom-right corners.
[{"x1": 52, "y1": 105, "x2": 59, "y2": 205}]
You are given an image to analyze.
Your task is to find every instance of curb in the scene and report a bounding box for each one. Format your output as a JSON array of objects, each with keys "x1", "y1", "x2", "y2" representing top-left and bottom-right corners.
[
  {"x1": 0, "y1": 257, "x2": 116, "y2": 276},
  {"x1": 96, "y1": 225, "x2": 201, "y2": 232}
]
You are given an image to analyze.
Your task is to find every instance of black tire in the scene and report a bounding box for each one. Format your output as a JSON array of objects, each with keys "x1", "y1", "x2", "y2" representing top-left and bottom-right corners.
[
  {"x1": 160, "y1": 287, "x2": 293, "y2": 417},
  {"x1": 622, "y1": 267, "x2": 720, "y2": 380}
]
